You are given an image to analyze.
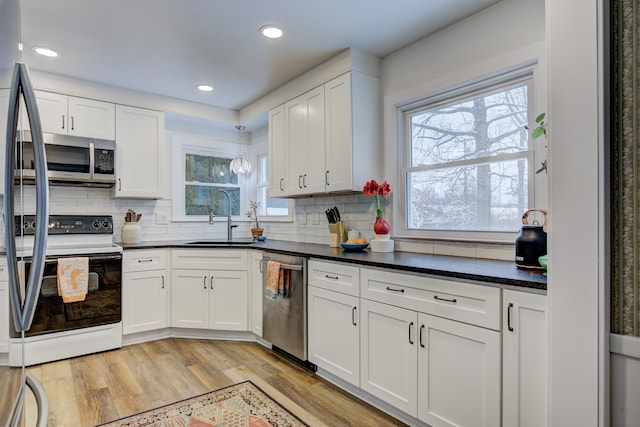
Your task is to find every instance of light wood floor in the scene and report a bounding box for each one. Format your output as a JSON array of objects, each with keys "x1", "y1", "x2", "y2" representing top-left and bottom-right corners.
[{"x1": 19, "y1": 338, "x2": 406, "y2": 426}]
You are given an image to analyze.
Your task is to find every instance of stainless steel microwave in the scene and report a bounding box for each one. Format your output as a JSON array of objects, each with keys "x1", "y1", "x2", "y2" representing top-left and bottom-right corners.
[{"x1": 16, "y1": 133, "x2": 116, "y2": 187}]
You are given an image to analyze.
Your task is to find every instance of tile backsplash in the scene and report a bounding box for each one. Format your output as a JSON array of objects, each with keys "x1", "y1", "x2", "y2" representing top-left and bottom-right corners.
[{"x1": 0, "y1": 188, "x2": 515, "y2": 261}]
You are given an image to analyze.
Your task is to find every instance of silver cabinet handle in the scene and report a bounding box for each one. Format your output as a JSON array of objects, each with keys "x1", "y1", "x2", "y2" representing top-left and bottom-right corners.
[
  {"x1": 325, "y1": 274, "x2": 339, "y2": 280},
  {"x1": 386, "y1": 286, "x2": 404, "y2": 293},
  {"x1": 210, "y1": 276, "x2": 214, "y2": 290},
  {"x1": 161, "y1": 275, "x2": 165, "y2": 289},
  {"x1": 203, "y1": 276, "x2": 207, "y2": 289},
  {"x1": 61, "y1": 114, "x2": 65, "y2": 129},
  {"x1": 409, "y1": 322, "x2": 414, "y2": 345},
  {"x1": 280, "y1": 178, "x2": 284, "y2": 191},
  {"x1": 507, "y1": 302, "x2": 514, "y2": 332},
  {"x1": 325, "y1": 170, "x2": 330, "y2": 186},
  {"x1": 137, "y1": 259, "x2": 153, "y2": 263},
  {"x1": 434, "y1": 295, "x2": 457, "y2": 303},
  {"x1": 118, "y1": 178, "x2": 122, "y2": 191},
  {"x1": 298, "y1": 175, "x2": 302, "y2": 188},
  {"x1": 352, "y1": 306, "x2": 357, "y2": 326},
  {"x1": 70, "y1": 116, "x2": 74, "y2": 130},
  {"x1": 303, "y1": 174, "x2": 307, "y2": 188},
  {"x1": 419, "y1": 324, "x2": 425, "y2": 348}
]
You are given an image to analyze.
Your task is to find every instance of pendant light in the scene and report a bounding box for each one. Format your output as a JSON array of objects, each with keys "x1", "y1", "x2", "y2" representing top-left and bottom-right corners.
[{"x1": 230, "y1": 125, "x2": 251, "y2": 174}]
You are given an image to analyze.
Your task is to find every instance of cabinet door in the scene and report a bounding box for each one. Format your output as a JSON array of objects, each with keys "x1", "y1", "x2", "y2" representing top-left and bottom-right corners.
[
  {"x1": 170, "y1": 269, "x2": 208, "y2": 329},
  {"x1": 122, "y1": 269, "x2": 167, "y2": 334},
  {"x1": 249, "y1": 251, "x2": 263, "y2": 336},
  {"x1": 35, "y1": 91, "x2": 68, "y2": 135},
  {"x1": 308, "y1": 286, "x2": 360, "y2": 386},
  {"x1": 113, "y1": 105, "x2": 164, "y2": 199},
  {"x1": 324, "y1": 73, "x2": 352, "y2": 192},
  {"x1": 360, "y1": 298, "x2": 418, "y2": 416},
  {"x1": 418, "y1": 313, "x2": 501, "y2": 427},
  {"x1": 285, "y1": 87, "x2": 326, "y2": 196},
  {"x1": 0, "y1": 260, "x2": 8, "y2": 353},
  {"x1": 67, "y1": 96, "x2": 115, "y2": 140},
  {"x1": 208, "y1": 270, "x2": 248, "y2": 331},
  {"x1": 268, "y1": 105, "x2": 287, "y2": 197},
  {"x1": 503, "y1": 290, "x2": 548, "y2": 427},
  {"x1": 285, "y1": 95, "x2": 307, "y2": 195},
  {"x1": 304, "y1": 86, "x2": 326, "y2": 194}
]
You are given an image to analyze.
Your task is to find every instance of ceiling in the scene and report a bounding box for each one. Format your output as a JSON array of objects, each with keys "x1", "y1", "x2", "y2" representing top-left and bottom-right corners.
[{"x1": 9, "y1": 0, "x2": 501, "y2": 118}]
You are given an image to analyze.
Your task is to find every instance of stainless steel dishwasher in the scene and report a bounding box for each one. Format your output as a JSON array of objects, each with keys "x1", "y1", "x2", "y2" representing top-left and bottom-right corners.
[{"x1": 262, "y1": 253, "x2": 314, "y2": 369}]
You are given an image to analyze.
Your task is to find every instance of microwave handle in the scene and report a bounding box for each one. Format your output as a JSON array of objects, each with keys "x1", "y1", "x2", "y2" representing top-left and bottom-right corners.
[{"x1": 89, "y1": 141, "x2": 95, "y2": 180}]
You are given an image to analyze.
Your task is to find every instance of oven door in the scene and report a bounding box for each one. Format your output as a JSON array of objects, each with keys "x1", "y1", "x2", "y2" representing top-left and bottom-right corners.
[{"x1": 11, "y1": 253, "x2": 122, "y2": 338}]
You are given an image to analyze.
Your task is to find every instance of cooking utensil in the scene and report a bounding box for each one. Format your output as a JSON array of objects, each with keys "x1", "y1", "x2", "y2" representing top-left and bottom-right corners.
[{"x1": 515, "y1": 208, "x2": 547, "y2": 269}]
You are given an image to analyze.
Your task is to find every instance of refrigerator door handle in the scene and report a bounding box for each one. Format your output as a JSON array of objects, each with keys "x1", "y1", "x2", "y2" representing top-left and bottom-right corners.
[{"x1": 4, "y1": 62, "x2": 50, "y2": 333}]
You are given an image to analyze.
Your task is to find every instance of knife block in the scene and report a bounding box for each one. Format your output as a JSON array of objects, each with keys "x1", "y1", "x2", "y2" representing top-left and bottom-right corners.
[{"x1": 328, "y1": 222, "x2": 347, "y2": 247}]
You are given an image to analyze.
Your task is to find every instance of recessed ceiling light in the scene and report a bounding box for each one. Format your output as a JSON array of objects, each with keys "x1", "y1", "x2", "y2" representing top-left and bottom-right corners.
[
  {"x1": 260, "y1": 26, "x2": 283, "y2": 39},
  {"x1": 197, "y1": 84, "x2": 214, "y2": 92},
  {"x1": 33, "y1": 46, "x2": 59, "y2": 57}
]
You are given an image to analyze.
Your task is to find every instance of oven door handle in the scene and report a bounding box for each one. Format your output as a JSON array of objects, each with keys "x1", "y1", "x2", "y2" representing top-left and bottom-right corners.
[{"x1": 40, "y1": 254, "x2": 122, "y2": 263}]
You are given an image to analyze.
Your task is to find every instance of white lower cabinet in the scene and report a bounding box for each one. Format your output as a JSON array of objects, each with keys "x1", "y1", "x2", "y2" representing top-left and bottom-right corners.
[
  {"x1": 360, "y1": 299, "x2": 501, "y2": 426},
  {"x1": 360, "y1": 298, "x2": 418, "y2": 415},
  {"x1": 170, "y1": 249, "x2": 248, "y2": 331},
  {"x1": 418, "y1": 313, "x2": 501, "y2": 427},
  {"x1": 249, "y1": 251, "x2": 263, "y2": 337},
  {"x1": 502, "y1": 290, "x2": 548, "y2": 427},
  {"x1": 308, "y1": 285, "x2": 360, "y2": 386},
  {"x1": 122, "y1": 250, "x2": 168, "y2": 335}
]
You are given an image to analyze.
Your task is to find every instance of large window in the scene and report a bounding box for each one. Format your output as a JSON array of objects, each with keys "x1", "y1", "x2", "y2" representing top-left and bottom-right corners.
[
  {"x1": 184, "y1": 153, "x2": 240, "y2": 217},
  {"x1": 401, "y1": 71, "x2": 534, "y2": 237}
]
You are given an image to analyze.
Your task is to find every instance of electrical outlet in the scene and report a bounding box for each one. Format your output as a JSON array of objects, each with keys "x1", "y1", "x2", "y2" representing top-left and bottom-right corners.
[{"x1": 156, "y1": 213, "x2": 170, "y2": 225}]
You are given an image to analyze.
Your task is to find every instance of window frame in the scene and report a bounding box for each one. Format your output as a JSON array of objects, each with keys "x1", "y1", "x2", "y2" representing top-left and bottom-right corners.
[
  {"x1": 395, "y1": 65, "x2": 538, "y2": 243},
  {"x1": 254, "y1": 147, "x2": 293, "y2": 222}
]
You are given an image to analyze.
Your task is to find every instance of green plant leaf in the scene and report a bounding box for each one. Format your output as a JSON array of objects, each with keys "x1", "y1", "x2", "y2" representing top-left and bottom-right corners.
[
  {"x1": 535, "y1": 113, "x2": 546, "y2": 123},
  {"x1": 532, "y1": 127, "x2": 546, "y2": 139}
]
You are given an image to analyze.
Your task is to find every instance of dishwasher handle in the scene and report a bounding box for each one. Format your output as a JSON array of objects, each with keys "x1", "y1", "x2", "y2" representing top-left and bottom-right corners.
[{"x1": 261, "y1": 259, "x2": 303, "y2": 271}]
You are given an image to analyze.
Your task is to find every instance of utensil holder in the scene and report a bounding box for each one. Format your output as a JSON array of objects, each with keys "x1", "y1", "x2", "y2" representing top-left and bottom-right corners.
[
  {"x1": 121, "y1": 222, "x2": 142, "y2": 244},
  {"x1": 328, "y1": 222, "x2": 347, "y2": 247}
]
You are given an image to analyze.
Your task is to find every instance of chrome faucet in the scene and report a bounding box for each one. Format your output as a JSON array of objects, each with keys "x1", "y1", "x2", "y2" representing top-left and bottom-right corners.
[{"x1": 209, "y1": 189, "x2": 236, "y2": 240}]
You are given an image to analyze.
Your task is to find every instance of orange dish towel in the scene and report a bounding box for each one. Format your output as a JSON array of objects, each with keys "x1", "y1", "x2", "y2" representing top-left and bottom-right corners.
[
  {"x1": 57, "y1": 257, "x2": 89, "y2": 303},
  {"x1": 265, "y1": 261, "x2": 281, "y2": 301}
]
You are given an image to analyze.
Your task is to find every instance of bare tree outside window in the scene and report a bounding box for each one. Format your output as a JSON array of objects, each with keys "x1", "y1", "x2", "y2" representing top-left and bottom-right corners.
[{"x1": 406, "y1": 81, "x2": 531, "y2": 232}]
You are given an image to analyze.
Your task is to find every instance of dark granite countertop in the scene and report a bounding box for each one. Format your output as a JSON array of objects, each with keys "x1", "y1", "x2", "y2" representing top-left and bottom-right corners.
[{"x1": 121, "y1": 239, "x2": 547, "y2": 293}]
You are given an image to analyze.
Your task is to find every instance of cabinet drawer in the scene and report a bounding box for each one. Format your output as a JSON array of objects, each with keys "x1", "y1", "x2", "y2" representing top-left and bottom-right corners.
[
  {"x1": 309, "y1": 259, "x2": 360, "y2": 296},
  {"x1": 361, "y1": 268, "x2": 501, "y2": 330},
  {"x1": 123, "y1": 249, "x2": 167, "y2": 272},
  {"x1": 172, "y1": 249, "x2": 248, "y2": 270}
]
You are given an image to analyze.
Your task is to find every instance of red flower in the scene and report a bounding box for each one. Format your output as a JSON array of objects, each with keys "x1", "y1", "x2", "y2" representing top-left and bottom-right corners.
[
  {"x1": 363, "y1": 180, "x2": 379, "y2": 197},
  {"x1": 378, "y1": 181, "x2": 391, "y2": 197}
]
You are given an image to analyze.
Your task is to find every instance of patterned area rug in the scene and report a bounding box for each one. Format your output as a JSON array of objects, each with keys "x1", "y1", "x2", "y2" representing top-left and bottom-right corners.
[{"x1": 97, "y1": 381, "x2": 308, "y2": 427}]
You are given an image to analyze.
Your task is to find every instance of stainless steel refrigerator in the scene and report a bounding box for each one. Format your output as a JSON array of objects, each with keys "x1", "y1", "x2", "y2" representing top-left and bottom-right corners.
[{"x1": 1, "y1": 0, "x2": 50, "y2": 425}]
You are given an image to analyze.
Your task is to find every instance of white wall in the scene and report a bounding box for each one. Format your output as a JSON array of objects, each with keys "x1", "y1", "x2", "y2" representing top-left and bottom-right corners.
[{"x1": 546, "y1": 0, "x2": 603, "y2": 425}]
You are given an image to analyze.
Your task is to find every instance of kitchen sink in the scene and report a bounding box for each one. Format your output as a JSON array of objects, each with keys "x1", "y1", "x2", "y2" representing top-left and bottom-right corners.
[{"x1": 185, "y1": 239, "x2": 255, "y2": 245}]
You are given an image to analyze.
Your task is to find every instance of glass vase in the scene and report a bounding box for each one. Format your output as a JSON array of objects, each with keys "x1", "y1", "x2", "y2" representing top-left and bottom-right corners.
[{"x1": 373, "y1": 217, "x2": 390, "y2": 235}]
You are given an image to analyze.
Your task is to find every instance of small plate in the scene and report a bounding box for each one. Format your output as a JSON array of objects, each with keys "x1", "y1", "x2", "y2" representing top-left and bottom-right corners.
[{"x1": 340, "y1": 242, "x2": 369, "y2": 251}]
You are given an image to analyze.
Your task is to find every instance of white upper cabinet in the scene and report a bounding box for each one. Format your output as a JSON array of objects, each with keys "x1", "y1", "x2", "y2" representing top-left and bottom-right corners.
[
  {"x1": 286, "y1": 86, "x2": 326, "y2": 195},
  {"x1": 268, "y1": 105, "x2": 287, "y2": 197},
  {"x1": 113, "y1": 105, "x2": 165, "y2": 199},
  {"x1": 35, "y1": 91, "x2": 115, "y2": 140},
  {"x1": 324, "y1": 72, "x2": 380, "y2": 193},
  {"x1": 268, "y1": 70, "x2": 381, "y2": 198}
]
